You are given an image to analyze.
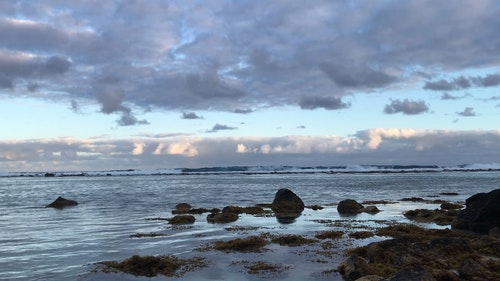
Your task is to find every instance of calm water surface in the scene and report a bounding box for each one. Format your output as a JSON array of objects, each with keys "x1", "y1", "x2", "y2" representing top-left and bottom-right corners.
[{"x1": 0, "y1": 172, "x2": 498, "y2": 280}]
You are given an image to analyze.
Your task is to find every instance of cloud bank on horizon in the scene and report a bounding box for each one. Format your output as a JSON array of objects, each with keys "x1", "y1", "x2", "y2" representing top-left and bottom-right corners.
[{"x1": 0, "y1": 0, "x2": 499, "y2": 171}]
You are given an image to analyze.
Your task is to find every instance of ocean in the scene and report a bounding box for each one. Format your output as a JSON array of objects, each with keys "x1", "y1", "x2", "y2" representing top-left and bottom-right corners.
[{"x1": 0, "y1": 166, "x2": 498, "y2": 280}]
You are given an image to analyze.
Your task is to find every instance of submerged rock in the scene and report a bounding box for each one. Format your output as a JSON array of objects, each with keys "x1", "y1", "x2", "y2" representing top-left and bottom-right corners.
[
  {"x1": 46, "y1": 196, "x2": 78, "y2": 208},
  {"x1": 451, "y1": 188, "x2": 500, "y2": 234},
  {"x1": 206, "y1": 212, "x2": 238, "y2": 223},
  {"x1": 271, "y1": 188, "x2": 304, "y2": 223},
  {"x1": 168, "y1": 215, "x2": 195, "y2": 224}
]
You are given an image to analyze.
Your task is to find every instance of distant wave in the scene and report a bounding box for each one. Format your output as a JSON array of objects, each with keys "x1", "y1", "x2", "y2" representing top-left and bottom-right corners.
[{"x1": 1, "y1": 163, "x2": 500, "y2": 178}]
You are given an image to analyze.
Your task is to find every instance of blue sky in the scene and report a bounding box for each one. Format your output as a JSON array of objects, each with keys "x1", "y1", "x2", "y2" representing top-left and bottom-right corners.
[{"x1": 1, "y1": 0, "x2": 499, "y2": 172}]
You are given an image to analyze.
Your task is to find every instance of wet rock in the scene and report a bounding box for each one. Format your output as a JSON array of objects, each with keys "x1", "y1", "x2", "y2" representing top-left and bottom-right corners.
[
  {"x1": 338, "y1": 255, "x2": 371, "y2": 281},
  {"x1": 354, "y1": 275, "x2": 384, "y2": 281},
  {"x1": 361, "y1": 205, "x2": 380, "y2": 214},
  {"x1": 46, "y1": 196, "x2": 78, "y2": 208},
  {"x1": 172, "y1": 203, "x2": 192, "y2": 214},
  {"x1": 440, "y1": 202, "x2": 463, "y2": 210},
  {"x1": 337, "y1": 199, "x2": 364, "y2": 215},
  {"x1": 168, "y1": 215, "x2": 195, "y2": 224},
  {"x1": 386, "y1": 265, "x2": 435, "y2": 281},
  {"x1": 404, "y1": 209, "x2": 456, "y2": 225},
  {"x1": 451, "y1": 188, "x2": 500, "y2": 234},
  {"x1": 271, "y1": 188, "x2": 304, "y2": 223},
  {"x1": 458, "y1": 257, "x2": 499, "y2": 281},
  {"x1": 206, "y1": 212, "x2": 238, "y2": 223}
]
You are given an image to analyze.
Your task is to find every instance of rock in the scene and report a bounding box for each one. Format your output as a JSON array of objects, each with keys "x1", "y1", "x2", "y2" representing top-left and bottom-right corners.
[
  {"x1": 46, "y1": 196, "x2": 78, "y2": 208},
  {"x1": 168, "y1": 215, "x2": 195, "y2": 224},
  {"x1": 404, "y1": 209, "x2": 456, "y2": 225},
  {"x1": 458, "y1": 257, "x2": 498, "y2": 281},
  {"x1": 206, "y1": 212, "x2": 238, "y2": 223},
  {"x1": 338, "y1": 255, "x2": 371, "y2": 281},
  {"x1": 338, "y1": 199, "x2": 364, "y2": 215},
  {"x1": 440, "y1": 202, "x2": 462, "y2": 210},
  {"x1": 172, "y1": 203, "x2": 192, "y2": 214},
  {"x1": 354, "y1": 275, "x2": 384, "y2": 281},
  {"x1": 489, "y1": 226, "x2": 500, "y2": 238},
  {"x1": 361, "y1": 205, "x2": 380, "y2": 214},
  {"x1": 451, "y1": 188, "x2": 500, "y2": 234},
  {"x1": 271, "y1": 188, "x2": 304, "y2": 223},
  {"x1": 386, "y1": 265, "x2": 435, "y2": 281}
]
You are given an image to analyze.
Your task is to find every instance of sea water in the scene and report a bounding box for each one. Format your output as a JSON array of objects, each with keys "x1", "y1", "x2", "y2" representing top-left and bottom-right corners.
[{"x1": 0, "y1": 170, "x2": 498, "y2": 280}]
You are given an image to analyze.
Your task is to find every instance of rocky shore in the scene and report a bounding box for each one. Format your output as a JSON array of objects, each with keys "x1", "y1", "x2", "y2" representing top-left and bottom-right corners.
[{"x1": 91, "y1": 188, "x2": 500, "y2": 280}]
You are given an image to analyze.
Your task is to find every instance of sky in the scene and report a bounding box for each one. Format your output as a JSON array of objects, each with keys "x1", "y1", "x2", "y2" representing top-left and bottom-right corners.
[{"x1": 1, "y1": 0, "x2": 500, "y2": 172}]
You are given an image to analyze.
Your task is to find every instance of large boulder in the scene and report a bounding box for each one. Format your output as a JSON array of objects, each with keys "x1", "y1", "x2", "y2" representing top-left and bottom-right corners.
[
  {"x1": 271, "y1": 188, "x2": 304, "y2": 223},
  {"x1": 46, "y1": 196, "x2": 78, "y2": 208},
  {"x1": 451, "y1": 188, "x2": 500, "y2": 234}
]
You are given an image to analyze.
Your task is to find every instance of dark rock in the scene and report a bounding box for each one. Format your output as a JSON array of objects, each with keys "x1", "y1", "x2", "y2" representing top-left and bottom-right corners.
[
  {"x1": 337, "y1": 199, "x2": 364, "y2": 215},
  {"x1": 355, "y1": 276, "x2": 384, "y2": 281},
  {"x1": 361, "y1": 205, "x2": 380, "y2": 214},
  {"x1": 404, "y1": 209, "x2": 456, "y2": 225},
  {"x1": 168, "y1": 215, "x2": 195, "y2": 224},
  {"x1": 451, "y1": 188, "x2": 500, "y2": 234},
  {"x1": 386, "y1": 265, "x2": 435, "y2": 281},
  {"x1": 44, "y1": 172, "x2": 56, "y2": 177},
  {"x1": 46, "y1": 196, "x2": 78, "y2": 208},
  {"x1": 337, "y1": 255, "x2": 371, "y2": 281},
  {"x1": 172, "y1": 203, "x2": 192, "y2": 214},
  {"x1": 271, "y1": 188, "x2": 304, "y2": 223},
  {"x1": 440, "y1": 202, "x2": 463, "y2": 210},
  {"x1": 206, "y1": 212, "x2": 238, "y2": 223},
  {"x1": 458, "y1": 257, "x2": 499, "y2": 281}
]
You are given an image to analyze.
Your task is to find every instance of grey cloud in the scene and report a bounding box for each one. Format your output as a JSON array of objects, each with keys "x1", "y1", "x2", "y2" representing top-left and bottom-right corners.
[
  {"x1": 70, "y1": 99, "x2": 80, "y2": 113},
  {"x1": 425, "y1": 74, "x2": 499, "y2": 91},
  {"x1": 233, "y1": 109, "x2": 253, "y2": 114},
  {"x1": 0, "y1": 74, "x2": 13, "y2": 88},
  {"x1": 0, "y1": 52, "x2": 71, "y2": 78},
  {"x1": 1, "y1": 1, "x2": 500, "y2": 126},
  {"x1": 206, "y1": 124, "x2": 237, "y2": 133},
  {"x1": 472, "y1": 74, "x2": 500, "y2": 87},
  {"x1": 300, "y1": 96, "x2": 350, "y2": 110},
  {"x1": 44, "y1": 56, "x2": 71, "y2": 74},
  {"x1": 95, "y1": 85, "x2": 148, "y2": 126},
  {"x1": 182, "y1": 112, "x2": 203, "y2": 119},
  {"x1": 441, "y1": 92, "x2": 468, "y2": 100},
  {"x1": 457, "y1": 107, "x2": 476, "y2": 117},
  {"x1": 319, "y1": 62, "x2": 396, "y2": 88},
  {"x1": 186, "y1": 70, "x2": 246, "y2": 99},
  {"x1": 384, "y1": 99, "x2": 429, "y2": 115}
]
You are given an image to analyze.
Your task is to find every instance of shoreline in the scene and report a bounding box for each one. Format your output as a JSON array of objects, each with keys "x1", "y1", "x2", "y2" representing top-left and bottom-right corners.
[{"x1": 90, "y1": 191, "x2": 499, "y2": 280}]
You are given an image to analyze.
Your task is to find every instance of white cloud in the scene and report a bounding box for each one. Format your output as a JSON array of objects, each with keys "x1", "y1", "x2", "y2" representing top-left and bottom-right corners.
[{"x1": 167, "y1": 142, "x2": 198, "y2": 157}]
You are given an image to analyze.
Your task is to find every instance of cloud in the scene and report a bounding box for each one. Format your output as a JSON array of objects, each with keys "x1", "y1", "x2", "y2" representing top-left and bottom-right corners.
[
  {"x1": 182, "y1": 112, "x2": 203, "y2": 119},
  {"x1": 0, "y1": 1, "x2": 500, "y2": 126},
  {"x1": 319, "y1": 62, "x2": 396, "y2": 89},
  {"x1": 384, "y1": 99, "x2": 429, "y2": 115},
  {"x1": 424, "y1": 74, "x2": 500, "y2": 91},
  {"x1": 441, "y1": 92, "x2": 469, "y2": 100},
  {"x1": 2, "y1": 130, "x2": 500, "y2": 171},
  {"x1": 206, "y1": 123, "x2": 237, "y2": 133},
  {"x1": 299, "y1": 96, "x2": 350, "y2": 110},
  {"x1": 457, "y1": 107, "x2": 476, "y2": 117}
]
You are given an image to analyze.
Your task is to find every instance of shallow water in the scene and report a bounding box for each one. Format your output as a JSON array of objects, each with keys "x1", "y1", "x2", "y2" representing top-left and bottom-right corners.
[{"x1": 0, "y1": 171, "x2": 497, "y2": 280}]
